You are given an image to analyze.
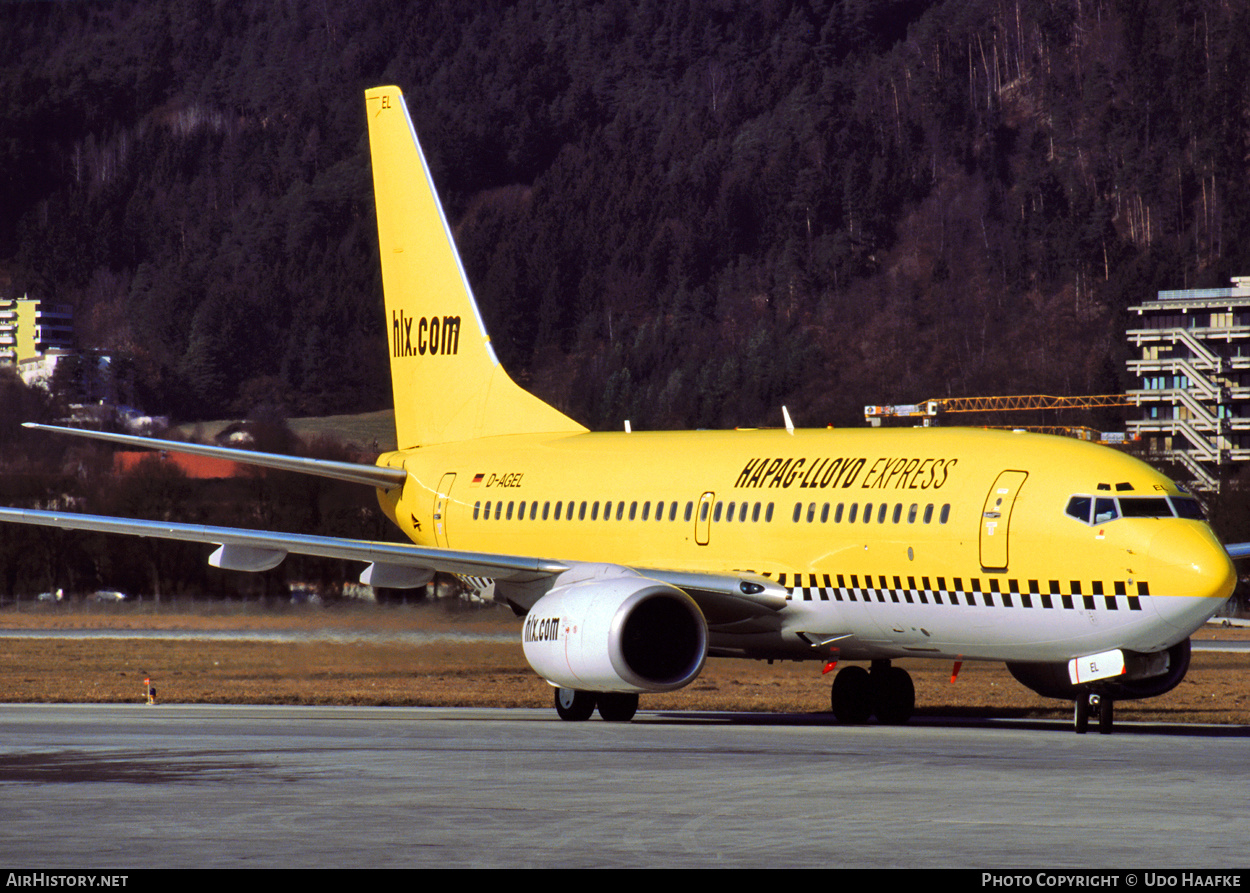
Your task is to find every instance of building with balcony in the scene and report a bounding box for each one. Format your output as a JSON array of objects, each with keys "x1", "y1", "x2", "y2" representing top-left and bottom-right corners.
[
  {"x1": 1126, "y1": 277, "x2": 1250, "y2": 490},
  {"x1": 0, "y1": 295, "x2": 73, "y2": 364}
]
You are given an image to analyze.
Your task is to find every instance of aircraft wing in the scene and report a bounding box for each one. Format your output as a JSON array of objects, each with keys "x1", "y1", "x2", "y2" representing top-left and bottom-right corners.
[
  {"x1": 0, "y1": 506, "x2": 564, "y2": 581},
  {"x1": 1225, "y1": 542, "x2": 1250, "y2": 559},
  {"x1": 22, "y1": 423, "x2": 407, "y2": 490},
  {"x1": 0, "y1": 506, "x2": 789, "y2": 623}
]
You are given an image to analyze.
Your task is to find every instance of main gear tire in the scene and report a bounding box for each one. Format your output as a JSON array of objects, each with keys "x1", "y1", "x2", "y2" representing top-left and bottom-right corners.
[{"x1": 555, "y1": 688, "x2": 596, "y2": 721}]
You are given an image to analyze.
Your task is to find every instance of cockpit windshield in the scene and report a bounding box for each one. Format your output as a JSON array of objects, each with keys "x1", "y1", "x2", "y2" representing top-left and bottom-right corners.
[{"x1": 1064, "y1": 494, "x2": 1205, "y2": 525}]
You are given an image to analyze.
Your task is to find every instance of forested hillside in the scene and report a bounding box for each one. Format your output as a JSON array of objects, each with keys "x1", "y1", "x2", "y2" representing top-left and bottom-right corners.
[{"x1": 2, "y1": 0, "x2": 1248, "y2": 431}]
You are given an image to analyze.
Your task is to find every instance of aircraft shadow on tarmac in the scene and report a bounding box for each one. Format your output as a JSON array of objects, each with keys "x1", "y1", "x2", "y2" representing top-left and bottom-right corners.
[{"x1": 637, "y1": 709, "x2": 1250, "y2": 736}]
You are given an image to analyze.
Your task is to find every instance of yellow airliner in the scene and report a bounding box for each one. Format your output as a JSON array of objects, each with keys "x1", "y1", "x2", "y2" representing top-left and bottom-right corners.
[{"x1": 2, "y1": 86, "x2": 1240, "y2": 733}]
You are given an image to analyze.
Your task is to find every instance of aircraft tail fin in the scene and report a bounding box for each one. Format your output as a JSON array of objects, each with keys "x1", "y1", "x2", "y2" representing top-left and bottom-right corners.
[{"x1": 364, "y1": 86, "x2": 586, "y2": 448}]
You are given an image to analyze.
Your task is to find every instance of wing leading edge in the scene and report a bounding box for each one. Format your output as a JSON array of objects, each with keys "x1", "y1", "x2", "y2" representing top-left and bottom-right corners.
[{"x1": 0, "y1": 506, "x2": 565, "y2": 582}]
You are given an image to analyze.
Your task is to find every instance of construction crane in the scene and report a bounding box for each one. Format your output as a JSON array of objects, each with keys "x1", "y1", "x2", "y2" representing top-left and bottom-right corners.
[{"x1": 864, "y1": 395, "x2": 1136, "y2": 444}]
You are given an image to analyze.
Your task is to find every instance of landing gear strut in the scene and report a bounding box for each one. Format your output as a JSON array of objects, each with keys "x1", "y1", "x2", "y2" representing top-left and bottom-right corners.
[{"x1": 830, "y1": 661, "x2": 915, "y2": 725}]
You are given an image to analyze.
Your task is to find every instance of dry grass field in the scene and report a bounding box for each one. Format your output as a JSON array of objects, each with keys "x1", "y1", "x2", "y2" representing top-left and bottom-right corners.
[{"x1": 1, "y1": 601, "x2": 1247, "y2": 724}]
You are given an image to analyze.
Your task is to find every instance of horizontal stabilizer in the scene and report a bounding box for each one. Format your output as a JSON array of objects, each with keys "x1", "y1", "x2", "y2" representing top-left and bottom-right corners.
[{"x1": 25, "y1": 423, "x2": 407, "y2": 489}]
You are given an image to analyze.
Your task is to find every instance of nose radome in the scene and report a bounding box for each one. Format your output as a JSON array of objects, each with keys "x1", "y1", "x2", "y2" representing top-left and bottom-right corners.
[{"x1": 1147, "y1": 524, "x2": 1237, "y2": 635}]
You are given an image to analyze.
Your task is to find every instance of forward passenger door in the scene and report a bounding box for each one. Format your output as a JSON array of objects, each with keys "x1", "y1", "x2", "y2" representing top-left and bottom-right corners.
[{"x1": 979, "y1": 471, "x2": 1027, "y2": 570}]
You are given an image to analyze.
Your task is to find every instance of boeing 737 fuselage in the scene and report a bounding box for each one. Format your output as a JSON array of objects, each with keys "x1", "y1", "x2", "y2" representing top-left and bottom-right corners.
[{"x1": 0, "y1": 86, "x2": 1236, "y2": 734}]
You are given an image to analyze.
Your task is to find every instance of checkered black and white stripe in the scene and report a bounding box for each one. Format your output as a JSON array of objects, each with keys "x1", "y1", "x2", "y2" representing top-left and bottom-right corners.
[{"x1": 769, "y1": 572, "x2": 1146, "y2": 612}]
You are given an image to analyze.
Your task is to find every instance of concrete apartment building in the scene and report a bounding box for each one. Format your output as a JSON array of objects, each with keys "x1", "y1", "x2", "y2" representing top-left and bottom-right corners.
[{"x1": 1126, "y1": 277, "x2": 1250, "y2": 491}]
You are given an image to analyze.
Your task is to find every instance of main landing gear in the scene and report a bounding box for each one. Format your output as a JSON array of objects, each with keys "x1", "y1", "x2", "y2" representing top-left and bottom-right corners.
[
  {"x1": 1073, "y1": 690, "x2": 1114, "y2": 735},
  {"x1": 830, "y1": 660, "x2": 915, "y2": 725},
  {"x1": 554, "y1": 688, "x2": 638, "y2": 722}
]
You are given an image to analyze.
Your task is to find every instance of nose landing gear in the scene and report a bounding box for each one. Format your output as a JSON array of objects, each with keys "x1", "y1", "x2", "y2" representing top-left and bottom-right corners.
[{"x1": 1073, "y1": 690, "x2": 1114, "y2": 734}]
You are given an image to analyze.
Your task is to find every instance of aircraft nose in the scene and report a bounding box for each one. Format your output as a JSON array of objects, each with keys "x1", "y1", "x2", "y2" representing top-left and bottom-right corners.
[{"x1": 1146, "y1": 524, "x2": 1237, "y2": 634}]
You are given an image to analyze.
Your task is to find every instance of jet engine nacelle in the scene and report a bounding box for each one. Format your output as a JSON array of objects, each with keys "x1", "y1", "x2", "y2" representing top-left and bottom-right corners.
[
  {"x1": 521, "y1": 564, "x2": 708, "y2": 693},
  {"x1": 1007, "y1": 638, "x2": 1191, "y2": 701}
]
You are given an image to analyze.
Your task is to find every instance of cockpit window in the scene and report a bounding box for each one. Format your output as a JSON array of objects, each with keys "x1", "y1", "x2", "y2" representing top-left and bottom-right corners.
[
  {"x1": 1093, "y1": 497, "x2": 1118, "y2": 524},
  {"x1": 1119, "y1": 497, "x2": 1173, "y2": 518},
  {"x1": 1172, "y1": 497, "x2": 1206, "y2": 520},
  {"x1": 1066, "y1": 493, "x2": 1203, "y2": 525},
  {"x1": 1065, "y1": 496, "x2": 1092, "y2": 524}
]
